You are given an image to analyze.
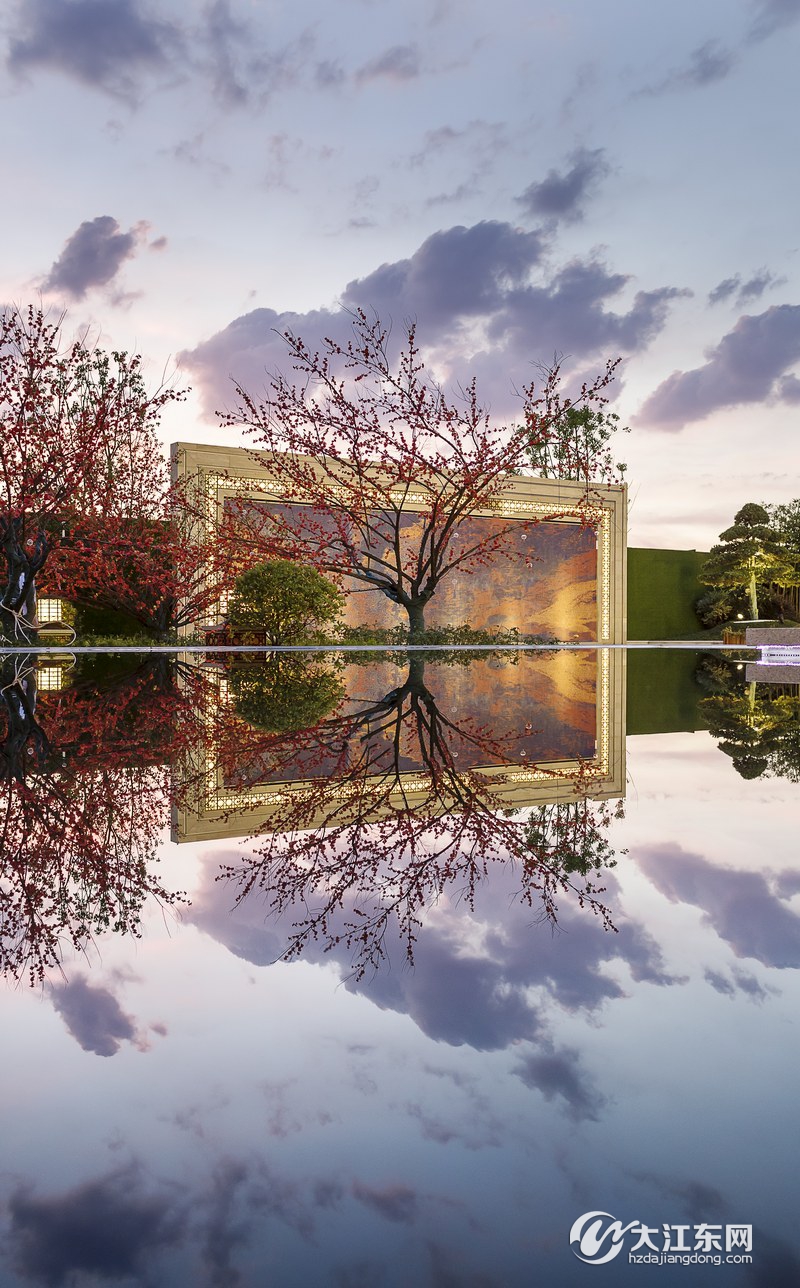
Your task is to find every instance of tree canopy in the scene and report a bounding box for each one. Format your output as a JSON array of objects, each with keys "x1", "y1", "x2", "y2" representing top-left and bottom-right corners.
[
  {"x1": 700, "y1": 502, "x2": 792, "y2": 620},
  {"x1": 227, "y1": 559, "x2": 344, "y2": 643},
  {"x1": 0, "y1": 305, "x2": 184, "y2": 641},
  {"x1": 218, "y1": 310, "x2": 623, "y2": 635}
]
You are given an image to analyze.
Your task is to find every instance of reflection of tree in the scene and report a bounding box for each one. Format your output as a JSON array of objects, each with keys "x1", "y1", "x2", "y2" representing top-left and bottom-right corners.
[
  {"x1": 697, "y1": 654, "x2": 800, "y2": 781},
  {"x1": 228, "y1": 655, "x2": 344, "y2": 733},
  {"x1": 213, "y1": 653, "x2": 620, "y2": 978},
  {"x1": 0, "y1": 654, "x2": 190, "y2": 983},
  {"x1": 525, "y1": 799, "x2": 623, "y2": 891}
]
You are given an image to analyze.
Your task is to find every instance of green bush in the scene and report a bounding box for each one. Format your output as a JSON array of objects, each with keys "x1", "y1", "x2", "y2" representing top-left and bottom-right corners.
[{"x1": 228, "y1": 560, "x2": 344, "y2": 644}]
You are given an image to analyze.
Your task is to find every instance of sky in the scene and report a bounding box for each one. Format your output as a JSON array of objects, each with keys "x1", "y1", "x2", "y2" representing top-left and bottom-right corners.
[{"x1": 1, "y1": 0, "x2": 799, "y2": 549}]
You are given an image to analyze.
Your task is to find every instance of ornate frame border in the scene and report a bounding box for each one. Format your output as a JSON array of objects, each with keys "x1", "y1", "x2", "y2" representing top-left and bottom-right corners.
[{"x1": 172, "y1": 441, "x2": 627, "y2": 644}]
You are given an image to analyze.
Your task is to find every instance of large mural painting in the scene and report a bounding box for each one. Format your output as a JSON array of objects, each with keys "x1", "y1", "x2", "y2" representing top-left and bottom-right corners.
[{"x1": 226, "y1": 500, "x2": 598, "y2": 641}]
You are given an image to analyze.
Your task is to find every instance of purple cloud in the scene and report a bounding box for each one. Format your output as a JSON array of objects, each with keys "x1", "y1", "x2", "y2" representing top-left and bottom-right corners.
[
  {"x1": 637, "y1": 304, "x2": 800, "y2": 428},
  {"x1": 352, "y1": 1180, "x2": 418, "y2": 1224},
  {"x1": 187, "y1": 854, "x2": 681, "y2": 1055},
  {"x1": 6, "y1": 1164, "x2": 186, "y2": 1285},
  {"x1": 42, "y1": 215, "x2": 146, "y2": 300},
  {"x1": 180, "y1": 220, "x2": 686, "y2": 418},
  {"x1": 513, "y1": 1044, "x2": 607, "y2": 1121},
  {"x1": 708, "y1": 275, "x2": 742, "y2": 305},
  {"x1": 48, "y1": 975, "x2": 140, "y2": 1056},
  {"x1": 637, "y1": 843, "x2": 800, "y2": 967},
  {"x1": 200, "y1": 1, "x2": 311, "y2": 109},
  {"x1": 704, "y1": 967, "x2": 772, "y2": 1002},
  {"x1": 516, "y1": 147, "x2": 610, "y2": 224},
  {"x1": 343, "y1": 221, "x2": 548, "y2": 325},
  {"x1": 637, "y1": 40, "x2": 738, "y2": 96},
  {"x1": 6, "y1": 0, "x2": 180, "y2": 99},
  {"x1": 736, "y1": 269, "x2": 785, "y2": 304},
  {"x1": 747, "y1": 0, "x2": 800, "y2": 44},
  {"x1": 355, "y1": 43, "x2": 420, "y2": 84}
]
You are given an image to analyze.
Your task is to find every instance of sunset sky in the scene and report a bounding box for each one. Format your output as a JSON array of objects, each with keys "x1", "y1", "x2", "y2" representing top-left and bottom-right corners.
[{"x1": 2, "y1": 0, "x2": 798, "y2": 549}]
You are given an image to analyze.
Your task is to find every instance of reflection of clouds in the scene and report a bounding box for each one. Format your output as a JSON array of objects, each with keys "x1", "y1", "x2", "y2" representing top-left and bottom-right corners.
[
  {"x1": 202, "y1": 1159, "x2": 249, "y2": 1288},
  {"x1": 189, "y1": 853, "x2": 680, "y2": 1046},
  {"x1": 637, "y1": 844, "x2": 800, "y2": 968},
  {"x1": 188, "y1": 851, "x2": 687, "y2": 1125},
  {"x1": 630, "y1": 1170, "x2": 728, "y2": 1219},
  {"x1": 513, "y1": 1043, "x2": 607, "y2": 1122},
  {"x1": 6, "y1": 1163, "x2": 186, "y2": 1286},
  {"x1": 428, "y1": 1239, "x2": 505, "y2": 1288},
  {"x1": 333, "y1": 1259, "x2": 387, "y2": 1287},
  {"x1": 258, "y1": 1078, "x2": 334, "y2": 1138},
  {"x1": 47, "y1": 976, "x2": 150, "y2": 1057},
  {"x1": 352, "y1": 1180, "x2": 418, "y2": 1224},
  {"x1": 630, "y1": 1169, "x2": 800, "y2": 1288}
]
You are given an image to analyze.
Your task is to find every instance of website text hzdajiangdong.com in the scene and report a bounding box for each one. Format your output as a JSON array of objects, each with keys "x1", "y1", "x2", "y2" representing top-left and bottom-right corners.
[{"x1": 627, "y1": 1254, "x2": 754, "y2": 1267}]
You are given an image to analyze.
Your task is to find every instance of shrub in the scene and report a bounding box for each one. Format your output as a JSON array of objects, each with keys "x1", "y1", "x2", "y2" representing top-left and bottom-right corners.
[{"x1": 228, "y1": 560, "x2": 344, "y2": 644}]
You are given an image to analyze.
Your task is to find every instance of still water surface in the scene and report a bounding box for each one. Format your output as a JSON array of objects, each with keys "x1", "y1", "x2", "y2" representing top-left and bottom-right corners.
[{"x1": 1, "y1": 647, "x2": 798, "y2": 1286}]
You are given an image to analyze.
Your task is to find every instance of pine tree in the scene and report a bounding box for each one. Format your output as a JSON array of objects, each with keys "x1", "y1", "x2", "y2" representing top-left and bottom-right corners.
[{"x1": 700, "y1": 503, "x2": 792, "y2": 620}]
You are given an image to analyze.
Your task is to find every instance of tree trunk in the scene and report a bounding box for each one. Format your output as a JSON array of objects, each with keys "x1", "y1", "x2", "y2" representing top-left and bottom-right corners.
[
  {"x1": 0, "y1": 517, "x2": 48, "y2": 643},
  {"x1": 748, "y1": 571, "x2": 758, "y2": 619},
  {"x1": 407, "y1": 600, "x2": 426, "y2": 637}
]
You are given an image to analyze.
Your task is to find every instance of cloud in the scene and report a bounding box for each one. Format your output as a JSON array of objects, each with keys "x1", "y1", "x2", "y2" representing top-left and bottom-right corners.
[
  {"x1": 636, "y1": 40, "x2": 738, "y2": 96},
  {"x1": 708, "y1": 275, "x2": 742, "y2": 306},
  {"x1": 6, "y1": 1164, "x2": 186, "y2": 1286},
  {"x1": 637, "y1": 843, "x2": 800, "y2": 967},
  {"x1": 736, "y1": 269, "x2": 786, "y2": 304},
  {"x1": 343, "y1": 221, "x2": 548, "y2": 326},
  {"x1": 48, "y1": 976, "x2": 142, "y2": 1056},
  {"x1": 513, "y1": 1044, "x2": 607, "y2": 1121},
  {"x1": 704, "y1": 967, "x2": 773, "y2": 1002},
  {"x1": 6, "y1": 0, "x2": 181, "y2": 99},
  {"x1": 631, "y1": 1170, "x2": 728, "y2": 1220},
  {"x1": 427, "y1": 1240, "x2": 505, "y2": 1288},
  {"x1": 355, "y1": 43, "x2": 420, "y2": 84},
  {"x1": 316, "y1": 58, "x2": 345, "y2": 87},
  {"x1": 180, "y1": 219, "x2": 685, "y2": 418},
  {"x1": 709, "y1": 270, "x2": 786, "y2": 307},
  {"x1": 636, "y1": 304, "x2": 800, "y2": 428},
  {"x1": 746, "y1": 0, "x2": 800, "y2": 44},
  {"x1": 777, "y1": 372, "x2": 800, "y2": 402},
  {"x1": 199, "y1": 1, "x2": 312, "y2": 109},
  {"x1": 200, "y1": 1159, "x2": 250, "y2": 1288},
  {"x1": 633, "y1": 1169, "x2": 800, "y2": 1288},
  {"x1": 41, "y1": 215, "x2": 147, "y2": 300},
  {"x1": 187, "y1": 852, "x2": 681, "y2": 1058},
  {"x1": 516, "y1": 147, "x2": 610, "y2": 224},
  {"x1": 352, "y1": 1180, "x2": 418, "y2": 1224}
]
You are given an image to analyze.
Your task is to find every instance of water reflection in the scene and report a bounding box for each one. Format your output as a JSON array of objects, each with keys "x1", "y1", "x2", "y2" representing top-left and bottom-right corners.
[
  {"x1": 0, "y1": 653, "x2": 185, "y2": 983},
  {"x1": 1, "y1": 647, "x2": 625, "y2": 980},
  {"x1": 697, "y1": 652, "x2": 800, "y2": 780},
  {"x1": 3, "y1": 649, "x2": 800, "y2": 1286},
  {"x1": 206, "y1": 651, "x2": 622, "y2": 976}
]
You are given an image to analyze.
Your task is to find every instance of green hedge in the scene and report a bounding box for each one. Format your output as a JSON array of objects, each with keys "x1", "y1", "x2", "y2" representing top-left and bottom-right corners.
[{"x1": 627, "y1": 548, "x2": 709, "y2": 640}]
